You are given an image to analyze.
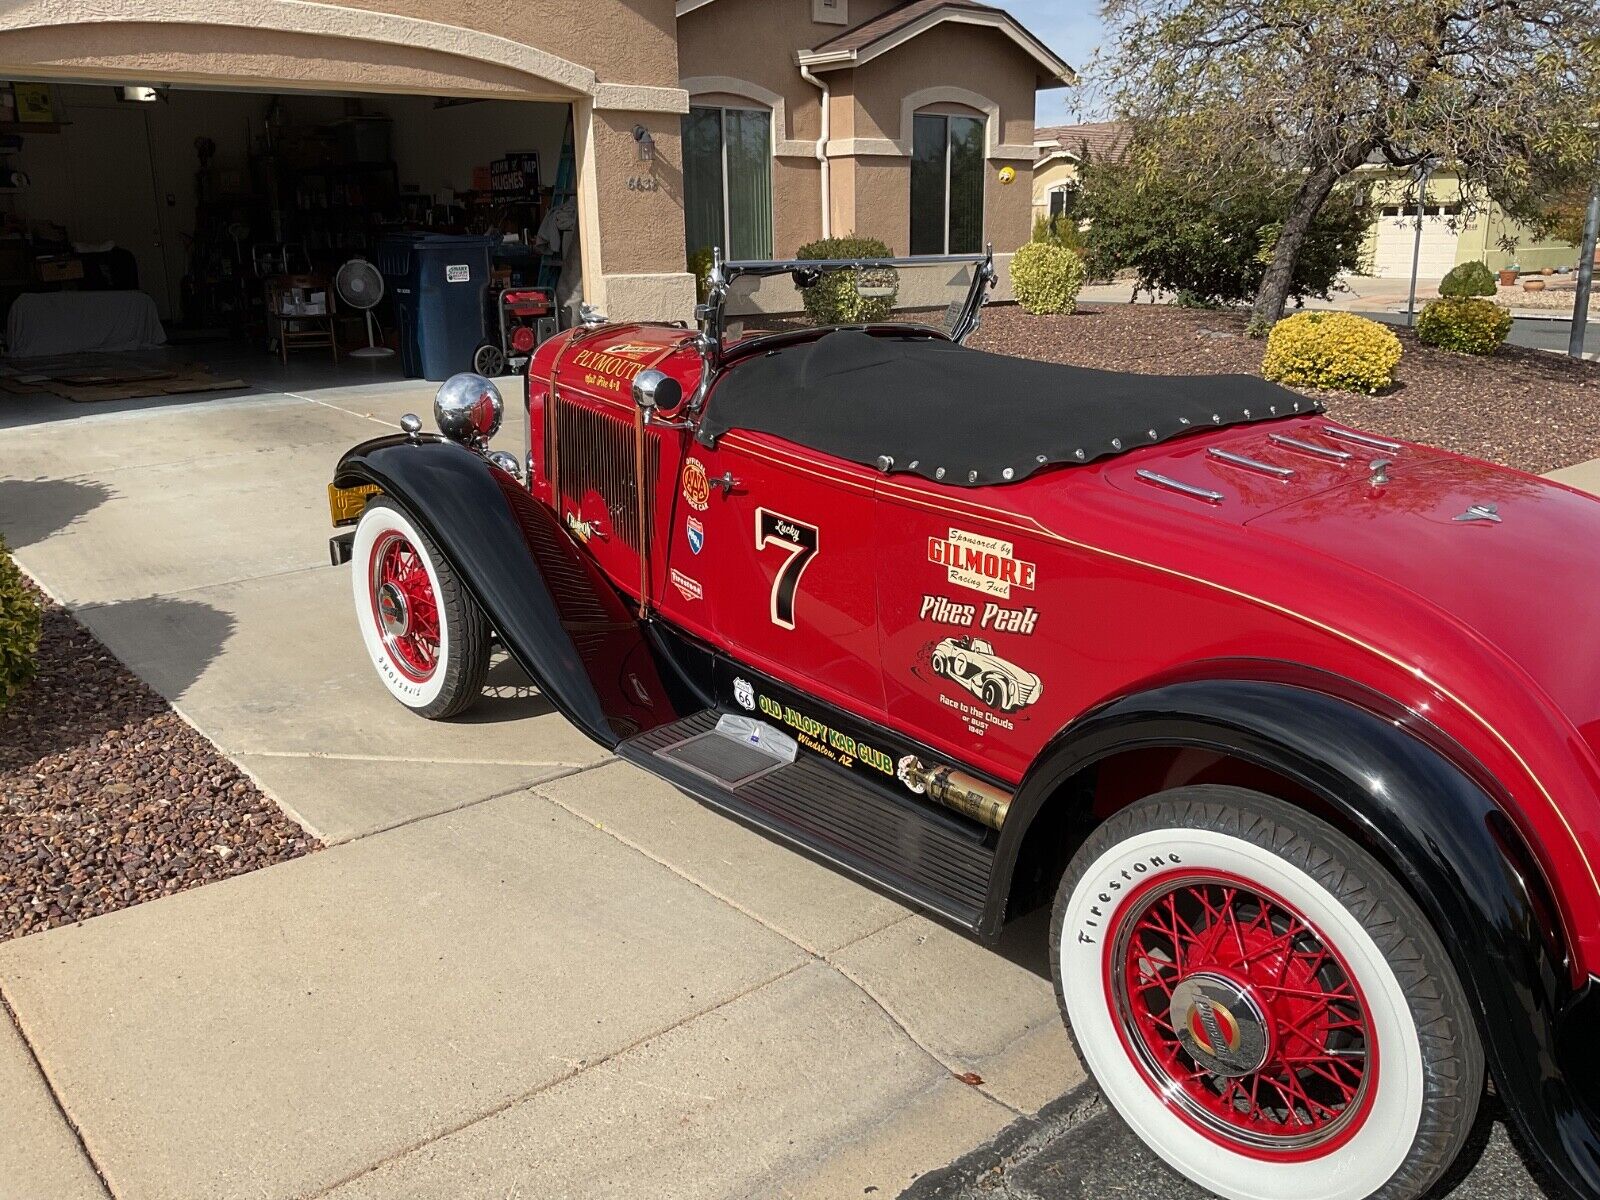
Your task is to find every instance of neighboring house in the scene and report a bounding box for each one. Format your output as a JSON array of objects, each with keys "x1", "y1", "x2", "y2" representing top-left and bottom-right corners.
[
  {"x1": 1356, "y1": 167, "x2": 1585, "y2": 278},
  {"x1": 0, "y1": 0, "x2": 1070, "y2": 327},
  {"x1": 1030, "y1": 120, "x2": 1127, "y2": 225},
  {"x1": 1027, "y1": 122, "x2": 1584, "y2": 279},
  {"x1": 678, "y1": 0, "x2": 1074, "y2": 282}
]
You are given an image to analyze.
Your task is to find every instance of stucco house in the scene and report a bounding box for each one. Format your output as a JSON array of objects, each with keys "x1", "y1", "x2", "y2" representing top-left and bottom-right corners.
[
  {"x1": 0, "y1": 0, "x2": 1069, "y2": 334},
  {"x1": 1355, "y1": 167, "x2": 1587, "y2": 278},
  {"x1": 1030, "y1": 120, "x2": 1126, "y2": 226},
  {"x1": 1028, "y1": 122, "x2": 1584, "y2": 280}
]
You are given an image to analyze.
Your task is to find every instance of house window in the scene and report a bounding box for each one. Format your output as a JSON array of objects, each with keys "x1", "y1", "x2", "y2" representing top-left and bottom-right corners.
[
  {"x1": 1048, "y1": 183, "x2": 1079, "y2": 220},
  {"x1": 910, "y1": 113, "x2": 984, "y2": 255},
  {"x1": 682, "y1": 105, "x2": 773, "y2": 261}
]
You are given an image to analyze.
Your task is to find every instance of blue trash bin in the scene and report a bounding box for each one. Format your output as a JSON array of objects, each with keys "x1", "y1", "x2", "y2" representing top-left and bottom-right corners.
[{"x1": 376, "y1": 233, "x2": 495, "y2": 381}]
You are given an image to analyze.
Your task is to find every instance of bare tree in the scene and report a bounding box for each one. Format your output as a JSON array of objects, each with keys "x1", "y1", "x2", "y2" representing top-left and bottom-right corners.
[{"x1": 1096, "y1": 0, "x2": 1599, "y2": 329}]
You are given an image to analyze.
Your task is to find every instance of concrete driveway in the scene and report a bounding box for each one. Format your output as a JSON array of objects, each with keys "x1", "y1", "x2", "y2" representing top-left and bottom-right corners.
[{"x1": 0, "y1": 373, "x2": 1079, "y2": 1199}]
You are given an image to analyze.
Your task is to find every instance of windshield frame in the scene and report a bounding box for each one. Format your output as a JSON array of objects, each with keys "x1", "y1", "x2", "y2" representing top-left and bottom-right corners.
[{"x1": 698, "y1": 250, "x2": 996, "y2": 363}]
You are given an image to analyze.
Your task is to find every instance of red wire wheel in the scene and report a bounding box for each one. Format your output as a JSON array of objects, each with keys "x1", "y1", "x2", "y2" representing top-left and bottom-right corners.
[
  {"x1": 1106, "y1": 870, "x2": 1378, "y2": 1159},
  {"x1": 368, "y1": 530, "x2": 441, "y2": 683}
]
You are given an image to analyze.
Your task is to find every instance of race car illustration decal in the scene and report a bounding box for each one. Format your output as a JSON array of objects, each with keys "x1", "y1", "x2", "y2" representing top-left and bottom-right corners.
[{"x1": 929, "y1": 636, "x2": 1042, "y2": 713}]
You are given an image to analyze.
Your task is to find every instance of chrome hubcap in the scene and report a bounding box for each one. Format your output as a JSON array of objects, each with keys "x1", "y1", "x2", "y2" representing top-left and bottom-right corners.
[
  {"x1": 377, "y1": 581, "x2": 410, "y2": 638},
  {"x1": 1169, "y1": 972, "x2": 1271, "y2": 1078}
]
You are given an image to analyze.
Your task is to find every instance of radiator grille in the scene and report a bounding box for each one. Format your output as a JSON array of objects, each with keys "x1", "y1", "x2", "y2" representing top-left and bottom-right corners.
[{"x1": 551, "y1": 397, "x2": 657, "y2": 552}]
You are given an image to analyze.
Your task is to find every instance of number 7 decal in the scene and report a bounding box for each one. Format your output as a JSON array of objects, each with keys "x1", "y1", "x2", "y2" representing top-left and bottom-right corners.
[{"x1": 755, "y1": 508, "x2": 820, "y2": 629}]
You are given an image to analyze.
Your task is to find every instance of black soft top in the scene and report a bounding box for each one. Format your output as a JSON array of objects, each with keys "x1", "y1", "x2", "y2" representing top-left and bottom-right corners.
[{"x1": 699, "y1": 330, "x2": 1319, "y2": 486}]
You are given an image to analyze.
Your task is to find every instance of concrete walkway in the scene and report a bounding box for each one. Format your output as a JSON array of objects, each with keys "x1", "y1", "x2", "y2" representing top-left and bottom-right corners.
[{"x1": 0, "y1": 373, "x2": 1078, "y2": 1199}]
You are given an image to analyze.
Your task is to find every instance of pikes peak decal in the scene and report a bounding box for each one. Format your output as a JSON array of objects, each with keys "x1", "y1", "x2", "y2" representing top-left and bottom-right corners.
[{"x1": 919, "y1": 594, "x2": 1038, "y2": 635}]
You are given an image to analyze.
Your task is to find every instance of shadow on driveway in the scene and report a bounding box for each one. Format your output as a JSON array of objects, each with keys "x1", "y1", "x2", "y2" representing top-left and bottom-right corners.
[
  {"x1": 75, "y1": 594, "x2": 238, "y2": 706},
  {"x1": 0, "y1": 477, "x2": 114, "y2": 550}
]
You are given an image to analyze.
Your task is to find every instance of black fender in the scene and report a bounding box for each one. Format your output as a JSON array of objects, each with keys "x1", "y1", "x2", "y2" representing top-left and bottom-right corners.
[
  {"x1": 989, "y1": 677, "x2": 1600, "y2": 1199},
  {"x1": 333, "y1": 434, "x2": 702, "y2": 746}
]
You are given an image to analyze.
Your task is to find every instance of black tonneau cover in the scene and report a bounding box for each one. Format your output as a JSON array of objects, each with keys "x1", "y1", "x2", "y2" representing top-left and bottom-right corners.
[{"x1": 700, "y1": 330, "x2": 1319, "y2": 486}]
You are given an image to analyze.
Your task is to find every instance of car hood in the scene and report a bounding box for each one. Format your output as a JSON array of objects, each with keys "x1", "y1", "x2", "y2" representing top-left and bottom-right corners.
[{"x1": 1242, "y1": 451, "x2": 1600, "y2": 761}]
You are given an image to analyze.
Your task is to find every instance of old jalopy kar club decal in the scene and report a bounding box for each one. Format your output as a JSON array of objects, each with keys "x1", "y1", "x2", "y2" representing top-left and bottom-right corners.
[{"x1": 917, "y1": 528, "x2": 1043, "y2": 737}]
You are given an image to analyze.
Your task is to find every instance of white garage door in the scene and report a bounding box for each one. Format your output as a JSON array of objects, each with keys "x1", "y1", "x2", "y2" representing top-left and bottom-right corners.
[{"x1": 1373, "y1": 204, "x2": 1461, "y2": 278}]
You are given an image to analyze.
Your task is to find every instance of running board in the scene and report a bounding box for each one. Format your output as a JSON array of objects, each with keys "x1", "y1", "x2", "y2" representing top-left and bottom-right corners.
[{"x1": 617, "y1": 711, "x2": 995, "y2": 931}]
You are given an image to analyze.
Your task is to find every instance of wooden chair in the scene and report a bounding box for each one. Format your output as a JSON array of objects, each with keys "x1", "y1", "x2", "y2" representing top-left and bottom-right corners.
[{"x1": 265, "y1": 274, "x2": 337, "y2": 364}]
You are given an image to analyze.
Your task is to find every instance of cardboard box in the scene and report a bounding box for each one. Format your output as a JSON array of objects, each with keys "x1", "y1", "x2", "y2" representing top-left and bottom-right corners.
[{"x1": 36, "y1": 256, "x2": 83, "y2": 283}]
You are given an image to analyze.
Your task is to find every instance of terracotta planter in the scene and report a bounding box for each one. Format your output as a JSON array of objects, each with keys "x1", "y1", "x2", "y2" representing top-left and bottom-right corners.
[
  {"x1": 1541, "y1": 267, "x2": 1555, "y2": 275},
  {"x1": 1523, "y1": 278, "x2": 1547, "y2": 292},
  {"x1": 1498, "y1": 269, "x2": 1518, "y2": 286}
]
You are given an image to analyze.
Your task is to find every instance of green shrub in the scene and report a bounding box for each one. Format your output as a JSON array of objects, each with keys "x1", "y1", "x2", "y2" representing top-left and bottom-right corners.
[
  {"x1": 1077, "y1": 156, "x2": 1368, "y2": 306},
  {"x1": 1010, "y1": 242, "x2": 1088, "y2": 315},
  {"x1": 0, "y1": 533, "x2": 41, "y2": 711},
  {"x1": 1261, "y1": 311, "x2": 1402, "y2": 394},
  {"x1": 1437, "y1": 261, "x2": 1497, "y2": 299},
  {"x1": 1415, "y1": 297, "x2": 1512, "y2": 355},
  {"x1": 1031, "y1": 213, "x2": 1083, "y2": 254},
  {"x1": 794, "y1": 235, "x2": 898, "y2": 325},
  {"x1": 687, "y1": 246, "x2": 714, "y2": 303}
]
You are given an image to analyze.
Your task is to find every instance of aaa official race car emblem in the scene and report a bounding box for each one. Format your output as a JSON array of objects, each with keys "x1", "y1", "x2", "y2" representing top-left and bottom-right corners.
[
  {"x1": 682, "y1": 458, "x2": 711, "y2": 512},
  {"x1": 929, "y1": 528, "x2": 1036, "y2": 599}
]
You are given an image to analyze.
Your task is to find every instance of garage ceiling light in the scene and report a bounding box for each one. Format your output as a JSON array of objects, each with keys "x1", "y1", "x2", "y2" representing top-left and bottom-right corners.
[{"x1": 115, "y1": 85, "x2": 164, "y2": 103}]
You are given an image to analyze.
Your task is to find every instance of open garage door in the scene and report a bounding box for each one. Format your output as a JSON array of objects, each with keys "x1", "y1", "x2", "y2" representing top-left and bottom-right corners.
[
  {"x1": 1372, "y1": 203, "x2": 1462, "y2": 279},
  {"x1": 0, "y1": 79, "x2": 579, "y2": 398}
]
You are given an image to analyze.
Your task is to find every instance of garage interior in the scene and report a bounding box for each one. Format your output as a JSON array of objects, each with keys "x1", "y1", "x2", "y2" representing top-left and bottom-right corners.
[{"x1": 0, "y1": 79, "x2": 579, "y2": 404}]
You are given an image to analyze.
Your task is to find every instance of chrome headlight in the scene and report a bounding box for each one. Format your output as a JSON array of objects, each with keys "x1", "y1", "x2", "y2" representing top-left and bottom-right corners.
[{"x1": 433, "y1": 373, "x2": 503, "y2": 446}]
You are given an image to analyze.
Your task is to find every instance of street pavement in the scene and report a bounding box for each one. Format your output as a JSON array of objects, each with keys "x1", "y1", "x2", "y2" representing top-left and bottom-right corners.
[
  {"x1": 1, "y1": 344, "x2": 1594, "y2": 1199},
  {"x1": 1079, "y1": 274, "x2": 1599, "y2": 359},
  {"x1": 900, "y1": 1088, "x2": 1557, "y2": 1199}
]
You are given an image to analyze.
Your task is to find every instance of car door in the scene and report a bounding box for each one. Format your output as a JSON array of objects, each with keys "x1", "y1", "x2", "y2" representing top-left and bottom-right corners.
[
  {"x1": 665, "y1": 428, "x2": 884, "y2": 717},
  {"x1": 874, "y1": 487, "x2": 1050, "y2": 779}
]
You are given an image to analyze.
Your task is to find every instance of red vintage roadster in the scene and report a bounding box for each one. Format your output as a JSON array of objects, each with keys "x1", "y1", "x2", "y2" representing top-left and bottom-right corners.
[{"x1": 330, "y1": 255, "x2": 1600, "y2": 1200}]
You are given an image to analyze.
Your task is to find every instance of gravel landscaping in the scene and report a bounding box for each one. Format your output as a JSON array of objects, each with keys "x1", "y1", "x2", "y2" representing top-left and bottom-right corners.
[
  {"x1": 0, "y1": 586, "x2": 316, "y2": 943},
  {"x1": 972, "y1": 303, "x2": 1600, "y2": 474}
]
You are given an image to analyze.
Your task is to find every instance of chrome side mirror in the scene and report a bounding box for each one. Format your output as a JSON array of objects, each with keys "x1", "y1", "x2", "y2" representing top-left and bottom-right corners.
[
  {"x1": 433, "y1": 373, "x2": 503, "y2": 447},
  {"x1": 632, "y1": 368, "x2": 683, "y2": 414}
]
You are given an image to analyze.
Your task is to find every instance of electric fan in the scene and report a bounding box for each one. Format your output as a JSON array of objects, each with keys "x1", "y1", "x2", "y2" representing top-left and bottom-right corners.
[{"x1": 334, "y1": 257, "x2": 393, "y2": 358}]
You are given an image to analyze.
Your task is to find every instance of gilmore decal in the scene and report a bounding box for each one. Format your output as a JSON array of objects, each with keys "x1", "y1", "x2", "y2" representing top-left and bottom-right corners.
[
  {"x1": 929, "y1": 529, "x2": 1036, "y2": 599},
  {"x1": 754, "y1": 692, "x2": 895, "y2": 777},
  {"x1": 918, "y1": 594, "x2": 1038, "y2": 635}
]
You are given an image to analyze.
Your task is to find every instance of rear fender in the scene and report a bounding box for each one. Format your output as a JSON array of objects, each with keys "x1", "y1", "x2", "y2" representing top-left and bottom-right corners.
[
  {"x1": 333, "y1": 434, "x2": 702, "y2": 747},
  {"x1": 993, "y1": 678, "x2": 1599, "y2": 1199}
]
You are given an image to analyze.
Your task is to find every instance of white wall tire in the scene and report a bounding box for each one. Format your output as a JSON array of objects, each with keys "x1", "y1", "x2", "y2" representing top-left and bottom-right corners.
[
  {"x1": 350, "y1": 498, "x2": 489, "y2": 719},
  {"x1": 1052, "y1": 786, "x2": 1482, "y2": 1200}
]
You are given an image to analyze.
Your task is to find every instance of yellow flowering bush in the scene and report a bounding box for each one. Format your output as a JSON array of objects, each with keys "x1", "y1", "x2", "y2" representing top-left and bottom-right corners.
[
  {"x1": 1261, "y1": 311, "x2": 1402, "y2": 395},
  {"x1": 1415, "y1": 297, "x2": 1512, "y2": 356},
  {"x1": 1011, "y1": 242, "x2": 1088, "y2": 315}
]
